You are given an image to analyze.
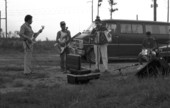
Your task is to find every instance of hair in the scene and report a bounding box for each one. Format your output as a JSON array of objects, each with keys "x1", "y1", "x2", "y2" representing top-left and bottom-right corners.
[
  {"x1": 60, "y1": 21, "x2": 66, "y2": 26},
  {"x1": 24, "y1": 15, "x2": 32, "y2": 22},
  {"x1": 95, "y1": 16, "x2": 101, "y2": 22}
]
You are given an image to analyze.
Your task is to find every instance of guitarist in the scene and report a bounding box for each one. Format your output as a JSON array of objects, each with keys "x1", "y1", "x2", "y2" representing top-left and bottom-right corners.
[
  {"x1": 19, "y1": 15, "x2": 44, "y2": 75},
  {"x1": 56, "y1": 21, "x2": 71, "y2": 73}
]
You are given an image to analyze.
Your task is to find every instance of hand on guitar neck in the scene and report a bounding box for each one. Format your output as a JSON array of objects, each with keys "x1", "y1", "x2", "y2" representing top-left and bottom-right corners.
[{"x1": 31, "y1": 25, "x2": 45, "y2": 44}]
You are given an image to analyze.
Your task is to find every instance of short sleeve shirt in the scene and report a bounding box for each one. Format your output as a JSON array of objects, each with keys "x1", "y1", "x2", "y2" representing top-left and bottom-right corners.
[{"x1": 20, "y1": 23, "x2": 34, "y2": 39}]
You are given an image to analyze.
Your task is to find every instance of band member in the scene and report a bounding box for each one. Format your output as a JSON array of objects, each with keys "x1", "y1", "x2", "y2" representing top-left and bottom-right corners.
[
  {"x1": 137, "y1": 31, "x2": 158, "y2": 70},
  {"x1": 56, "y1": 21, "x2": 71, "y2": 73},
  {"x1": 91, "y1": 16, "x2": 109, "y2": 73},
  {"x1": 19, "y1": 15, "x2": 44, "y2": 75}
]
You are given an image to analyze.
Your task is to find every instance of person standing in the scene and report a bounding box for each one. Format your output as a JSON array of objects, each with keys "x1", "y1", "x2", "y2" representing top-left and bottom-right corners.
[
  {"x1": 19, "y1": 15, "x2": 44, "y2": 75},
  {"x1": 137, "y1": 31, "x2": 158, "y2": 70},
  {"x1": 91, "y1": 16, "x2": 109, "y2": 73},
  {"x1": 56, "y1": 21, "x2": 71, "y2": 73}
]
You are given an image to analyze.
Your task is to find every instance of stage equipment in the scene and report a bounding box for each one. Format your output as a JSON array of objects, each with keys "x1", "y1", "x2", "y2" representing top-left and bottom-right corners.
[{"x1": 66, "y1": 54, "x2": 100, "y2": 84}]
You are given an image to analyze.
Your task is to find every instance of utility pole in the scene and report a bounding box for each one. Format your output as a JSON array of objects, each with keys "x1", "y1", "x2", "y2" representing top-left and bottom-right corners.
[
  {"x1": 5, "y1": 0, "x2": 7, "y2": 38},
  {"x1": 0, "y1": 11, "x2": 1, "y2": 30},
  {"x1": 151, "y1": 0, "x2": 158, "y2": 21},
  {"x1": 97, "y1": 0, "x2": 102, "y2": 17},
  {"x1": 92, "y1": 0, "x2": 93, "y2": 22},
  {"x1": 87, "y1": 0, "x2": 94, "y2": 22},
  {"x1": 168, "y1": 0, "x2": 169, "y2": 22},
  {"x1": 109, "y1": 0, "x2": 118, "y2": 19}
]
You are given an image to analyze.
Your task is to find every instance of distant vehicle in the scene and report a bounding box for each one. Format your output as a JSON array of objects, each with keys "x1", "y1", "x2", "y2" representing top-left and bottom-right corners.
[{"x1": 70, "y1": 19, "x2": 170, "y2": 62}]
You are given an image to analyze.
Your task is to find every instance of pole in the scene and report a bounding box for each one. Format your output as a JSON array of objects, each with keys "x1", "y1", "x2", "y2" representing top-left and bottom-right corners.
[
  {"x1": 97, "y1": 2, "x2": 99, "y2": 16},
  {"x1": 0, "y1": 11, "x2": 1, "y2": 38},
  {"x1": 168, "y1": 0, "x2": 169, "y2": 22},
  {"x1": 92, "y1": 0, "x2": 93, "y2": 22},
  {"x1": 110, "y1": 4, "x2": 113, "y2": 19},
  {"x1": 0, "y1": 11, "x2": 1, "y2": 30},
  {"x1": 154, "y1": 0, "x2": 157, "y2": 21},
  {"x1": 5, "y1": 0, "x2": 7, "y2": 38},
  {"x1": 136, "y1": 14, "x2": 138, "y2": 20}
]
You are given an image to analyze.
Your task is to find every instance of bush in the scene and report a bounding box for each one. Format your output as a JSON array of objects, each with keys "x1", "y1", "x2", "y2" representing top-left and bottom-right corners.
[{"x1": 0, "y1": 38, "x2": 56, "y2": 54}]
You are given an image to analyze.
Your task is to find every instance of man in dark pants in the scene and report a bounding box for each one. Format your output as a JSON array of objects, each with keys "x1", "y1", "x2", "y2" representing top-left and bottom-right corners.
[
  {"x1": 137, "y1": 31, "x2": 158, "y2": 70},
  {"x1": 56, "y1": 21, "x2": 71, "y2": 73}
]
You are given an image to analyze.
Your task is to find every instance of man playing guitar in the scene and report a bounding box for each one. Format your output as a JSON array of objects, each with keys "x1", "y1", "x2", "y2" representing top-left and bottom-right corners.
[
  {"x1": 56, "y1": 21, "x2": 71, "y2": 73},
  {"x1": 20, "y1": 15, "x2": 44, "y2": 75}
]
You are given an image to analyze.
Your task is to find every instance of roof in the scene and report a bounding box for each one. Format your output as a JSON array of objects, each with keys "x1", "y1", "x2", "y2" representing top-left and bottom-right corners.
[{"x1": 100, "y1": 19, "x2": 170, "y2": 25}]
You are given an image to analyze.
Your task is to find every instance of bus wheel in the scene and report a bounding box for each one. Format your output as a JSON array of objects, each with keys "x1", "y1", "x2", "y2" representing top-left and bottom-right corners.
[{"x1": 86, "y1": 50, "x2": 95, "y2": 63}]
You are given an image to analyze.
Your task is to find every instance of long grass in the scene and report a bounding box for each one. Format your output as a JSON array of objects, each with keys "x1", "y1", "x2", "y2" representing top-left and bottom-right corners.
[
  {"x1": 0, "y1": 74, "x2": 170, "y2": 108},
  {"x1": 0, "y1": 38, "x2": 56, "y2": 54},
  {"x1": 1, "y1": 38, "x2": 170, "y2": 108}
]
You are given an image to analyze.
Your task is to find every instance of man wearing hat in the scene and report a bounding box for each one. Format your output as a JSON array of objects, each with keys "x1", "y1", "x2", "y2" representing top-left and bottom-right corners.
[
  {"x1": 137, "y1": 31, "x2": 158, "y2": 70},
  {"x1": 91, "y1": 16, "x2": 109, "y2": 73},
  {"x1": 56, "y1": 21, "x2": 71, "y2": 73}
]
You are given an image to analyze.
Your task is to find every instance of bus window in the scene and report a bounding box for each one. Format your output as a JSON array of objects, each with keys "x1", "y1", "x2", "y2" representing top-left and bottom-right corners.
[
  {"x1": 132, "y1": 24, "x2": 143, "y2": 34},
  {"x1": 159, "y1": 25, "x2": 169, "y2": 34},
  {"x1": 145, "y1": 25, "x2": 160, "y2": 34},
  {"x1": 106, "y1": 23, "x2": 117, "y2": 33},
  {"x1": 120, "y1": 24, "x2": 131, "y2": 33},
  {"x1": 146, "y1": 25, "x2": 170, "y2": 34}
]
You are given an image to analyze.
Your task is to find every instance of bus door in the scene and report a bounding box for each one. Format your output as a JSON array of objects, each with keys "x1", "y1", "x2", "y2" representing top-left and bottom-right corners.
[
  {"x1": 105, "y1": 23, "x2": 119, "y2": 58},
  {"x1": 117, "y1": 23, "x2": 144, "y2": 57}
]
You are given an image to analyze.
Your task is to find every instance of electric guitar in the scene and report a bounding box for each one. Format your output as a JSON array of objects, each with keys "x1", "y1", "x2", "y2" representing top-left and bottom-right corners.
[
  {"x1": 31, "y1": 26, "x2": 45, "y2": 44},
  {"x1": 54, "y1": 40, "x2": 70, "y2": 54},
  {"x1": 25, "y1": 26, "x2": 45, "y2": 49}
]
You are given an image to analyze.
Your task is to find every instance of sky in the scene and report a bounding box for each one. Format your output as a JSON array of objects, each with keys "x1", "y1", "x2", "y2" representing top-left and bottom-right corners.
[{"x1": 0, "y1": 0, "x2": 169, "y2": 40}]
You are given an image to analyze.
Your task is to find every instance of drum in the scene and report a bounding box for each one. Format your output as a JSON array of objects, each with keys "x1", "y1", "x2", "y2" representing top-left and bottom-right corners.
[{"x1": 141, "y1": 49, "x2": 149, "y2": 56}]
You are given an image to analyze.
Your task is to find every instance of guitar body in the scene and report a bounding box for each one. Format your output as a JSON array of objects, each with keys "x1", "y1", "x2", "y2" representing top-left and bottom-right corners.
[
  {"x1": 55, "y1": 43, "x2": 69, "y2": 54},
  {"x1": 24, "y1": 26, "x2": 45, "y2": 50}
]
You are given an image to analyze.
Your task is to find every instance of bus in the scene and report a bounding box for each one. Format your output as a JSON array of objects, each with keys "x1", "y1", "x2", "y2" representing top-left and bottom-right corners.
[{"x1": 70, "y1": 19, "x2": 170, "y2": 62}]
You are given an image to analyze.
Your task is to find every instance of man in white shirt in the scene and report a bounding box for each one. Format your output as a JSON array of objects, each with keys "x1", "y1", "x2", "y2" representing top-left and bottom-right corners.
[{"x1": 56, "y1": 21, "x2": 71, "y2": 73}]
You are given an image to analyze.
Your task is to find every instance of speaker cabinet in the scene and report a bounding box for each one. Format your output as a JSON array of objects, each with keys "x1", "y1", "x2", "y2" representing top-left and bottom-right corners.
[{"x1": 66, "y1": 54, "x2": 81, "y2": 70}]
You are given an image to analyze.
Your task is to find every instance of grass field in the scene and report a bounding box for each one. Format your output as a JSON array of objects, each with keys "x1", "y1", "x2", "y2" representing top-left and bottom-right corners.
[{"x1": 0, "y1": 39, "x2": 170, "y2": 108}]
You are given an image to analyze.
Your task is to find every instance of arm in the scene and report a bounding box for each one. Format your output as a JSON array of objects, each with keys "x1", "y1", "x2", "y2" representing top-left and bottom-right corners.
[
  {"x1": 142, "y1": 38, "x2": 147, "y2": 49},
  {"x1": 33, "y1": 26, "x2": 44, "y2": 39},
  {"x1": 66, "y1": 30, "x2": 71, "y2": 44},
  {"x1": 56, "y1": 31, "x2": 61, "y2": 43}
]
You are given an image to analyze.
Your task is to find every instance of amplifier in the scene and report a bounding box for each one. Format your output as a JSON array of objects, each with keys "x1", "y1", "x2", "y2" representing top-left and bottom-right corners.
[{"x1": 66, "y1": 54, "x2": 81, "y2": 70}]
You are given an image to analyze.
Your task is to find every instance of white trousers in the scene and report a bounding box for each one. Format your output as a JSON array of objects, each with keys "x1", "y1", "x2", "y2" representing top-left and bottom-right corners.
[
  {"x1": 23, "y1": 42, "x2": 33, "y2": 74},
  {"x1": 94, "y1": 44, "x2": 108, "y2": 71}
]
